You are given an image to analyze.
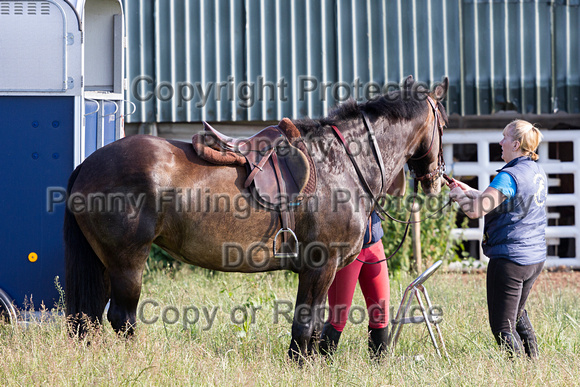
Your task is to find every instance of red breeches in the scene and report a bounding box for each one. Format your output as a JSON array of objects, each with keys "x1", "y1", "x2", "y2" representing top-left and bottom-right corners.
[{"x1": 327, "y1": 241, "x2": 390, "y2": 332}]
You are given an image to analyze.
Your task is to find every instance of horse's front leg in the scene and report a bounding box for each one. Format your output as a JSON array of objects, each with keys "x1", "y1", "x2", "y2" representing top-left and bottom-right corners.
[{"x1": 288, "y1": 266, "x2": 336, "y2": 361}]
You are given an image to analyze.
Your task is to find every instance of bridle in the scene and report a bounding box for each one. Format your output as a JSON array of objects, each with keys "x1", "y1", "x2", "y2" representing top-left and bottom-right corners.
[
  {"x1": 331, "y1": 96, "x2": 451, "y2": 263},
  {"x1": 331, "y1": 95, "x2": 448, "y2": 220},
  {"x1": 408, "y1": 96, "x2": 446, "y2": 183}
]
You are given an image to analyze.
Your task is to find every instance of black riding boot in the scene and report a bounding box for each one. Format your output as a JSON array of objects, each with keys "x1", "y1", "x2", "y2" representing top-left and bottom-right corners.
[
  {"x1": 516, "y1": 310, "x2": 539, "y2": 359},
  {"x1": 318, "y1": 322, "x2": 342, "y2": 356},
  {"x1": 368, "y1": 326, "x2": 389, "y2": 360},
  {"x1": 493, "y1": 331, "x2": 524, "y2": 358}
]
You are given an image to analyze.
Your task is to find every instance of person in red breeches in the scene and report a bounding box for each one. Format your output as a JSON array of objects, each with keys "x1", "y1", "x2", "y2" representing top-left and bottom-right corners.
[{"x1": 319, "y1": 211, "x2": 391, "y2": 359}]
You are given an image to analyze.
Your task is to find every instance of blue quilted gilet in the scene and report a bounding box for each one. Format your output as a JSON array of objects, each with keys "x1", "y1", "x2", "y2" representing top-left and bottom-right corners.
[{"x1": 482, "y1": 156, "x2": 547, "y2": 265}]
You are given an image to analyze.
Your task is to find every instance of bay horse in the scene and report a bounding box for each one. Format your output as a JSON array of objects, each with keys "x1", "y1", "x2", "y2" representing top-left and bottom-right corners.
[{"x1": 65, "y1": 76, "x2": 449, "y2": 360}]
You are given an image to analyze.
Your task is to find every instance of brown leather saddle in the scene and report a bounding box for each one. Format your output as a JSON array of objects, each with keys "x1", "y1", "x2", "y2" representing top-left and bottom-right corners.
[{"x1": 192, "y1": 118, "x2": 316, "y2": 259}]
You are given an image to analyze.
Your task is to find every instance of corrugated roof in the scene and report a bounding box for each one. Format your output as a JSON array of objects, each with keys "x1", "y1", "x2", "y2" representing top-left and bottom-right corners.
[{"x1": 122, "y1": 0, "x2": 580, "y2": 123}]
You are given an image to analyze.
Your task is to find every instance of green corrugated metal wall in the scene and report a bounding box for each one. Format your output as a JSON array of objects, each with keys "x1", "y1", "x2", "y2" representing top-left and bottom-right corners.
[{"x1": 122, "y1": 0, "x2": 580, "y2": 123}]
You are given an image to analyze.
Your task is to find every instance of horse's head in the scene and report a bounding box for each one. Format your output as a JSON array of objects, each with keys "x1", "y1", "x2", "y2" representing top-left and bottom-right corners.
[{"x1": 406, "y1": 77, "x2": 449, "y2": 195}]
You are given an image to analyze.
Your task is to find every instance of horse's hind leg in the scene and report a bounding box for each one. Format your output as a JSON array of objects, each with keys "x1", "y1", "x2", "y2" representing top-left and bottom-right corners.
[{"x1": 106, "y1": 255, "x2": 148, "y2": 336}]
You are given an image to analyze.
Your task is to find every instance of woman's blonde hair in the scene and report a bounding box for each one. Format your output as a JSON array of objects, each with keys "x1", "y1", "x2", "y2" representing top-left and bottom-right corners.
[{"x1": 503, "y1": 119, "x2": 543, "y2": 161}]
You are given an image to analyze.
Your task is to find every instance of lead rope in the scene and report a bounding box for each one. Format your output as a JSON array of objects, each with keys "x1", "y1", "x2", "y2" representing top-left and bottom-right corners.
[
  {"x1": 356, "y1": 181, "x2": 418, "y2": 264},
  {"x1": 332, "y1": 120, "x2": 452, "y2": 225},
  {"x1": 357, "y1": 174, "x2": 455, "y2": 265}
]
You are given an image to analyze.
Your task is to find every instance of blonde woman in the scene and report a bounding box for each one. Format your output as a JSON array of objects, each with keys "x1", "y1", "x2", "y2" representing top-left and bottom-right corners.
[{"x1": 448, "y1": 120, "x2": 547, "y2": 358}]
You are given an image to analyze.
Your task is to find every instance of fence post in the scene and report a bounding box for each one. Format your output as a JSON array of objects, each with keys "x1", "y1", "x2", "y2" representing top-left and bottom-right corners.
[{"x1": 411, "y1": 202, "x2": 422, "y2": 274}]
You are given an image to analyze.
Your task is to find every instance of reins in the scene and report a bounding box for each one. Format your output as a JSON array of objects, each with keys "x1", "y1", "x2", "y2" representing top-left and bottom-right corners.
[{"x1": 330, "y1": 96, "x2": 452, "y2": 264}]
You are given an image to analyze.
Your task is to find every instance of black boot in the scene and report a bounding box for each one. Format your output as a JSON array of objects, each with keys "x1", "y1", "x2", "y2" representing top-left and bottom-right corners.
[
  {"x1": 516, "y1": 310, "x2": 539, "y2": 359},
  {"x1": 493, "y1": 331, "x2": 524, "y2": 358},
  {"x1": 318, "y1": 322, "x2": 342, "y2": 356},
  {"x1": 368, "y1": 326, "x2": 389, "y2": 360}
]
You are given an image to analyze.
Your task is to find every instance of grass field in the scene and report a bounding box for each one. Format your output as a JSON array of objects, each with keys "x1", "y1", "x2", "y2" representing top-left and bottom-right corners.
[{"x1": 1, "y1": 266, "x2": 579, "y2": 386}]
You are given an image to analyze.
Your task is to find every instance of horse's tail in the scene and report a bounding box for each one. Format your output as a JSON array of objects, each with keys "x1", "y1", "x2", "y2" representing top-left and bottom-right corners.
[{"x1": 64, "y1": 163, "x2": 107, "y2": 335}]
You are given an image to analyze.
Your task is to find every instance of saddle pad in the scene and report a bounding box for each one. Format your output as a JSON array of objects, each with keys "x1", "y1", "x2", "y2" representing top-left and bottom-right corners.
[
  {"x1": 277, "y1": 119, "x2": 316, "y2": 197},
  {"x1": 293, "y1": 139, "x2": 317, "y2": 197},
  {"x1": 192, "y1": 133, "x2": 247, "y2": 166}
]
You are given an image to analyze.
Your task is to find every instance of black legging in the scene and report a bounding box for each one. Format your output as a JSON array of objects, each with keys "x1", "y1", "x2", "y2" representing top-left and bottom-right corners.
[{"x1": 486, "y1": 258, "x2": 544, "y2": 334}]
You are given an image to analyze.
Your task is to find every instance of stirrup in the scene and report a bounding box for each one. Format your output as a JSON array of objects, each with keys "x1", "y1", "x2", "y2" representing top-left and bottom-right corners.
[{"x1": 273, "y1": 228, "x2": 299, "y2": 259}]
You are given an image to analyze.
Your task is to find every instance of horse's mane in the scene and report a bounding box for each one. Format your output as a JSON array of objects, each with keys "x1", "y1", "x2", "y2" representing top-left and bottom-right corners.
[{"x1": 294, "y1": 90, "x2": 447, "y2": 136}]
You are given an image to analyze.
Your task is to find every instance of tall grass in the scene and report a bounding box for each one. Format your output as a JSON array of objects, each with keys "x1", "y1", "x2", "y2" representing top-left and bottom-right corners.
[{"x1": 1, "y1": 267, "x2": 579, "y2": 385}]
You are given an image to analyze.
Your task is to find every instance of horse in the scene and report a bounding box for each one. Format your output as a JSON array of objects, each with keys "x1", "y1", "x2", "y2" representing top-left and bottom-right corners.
[{"x1": 64, "y1": 75, "x2": 449, "y2": 360}]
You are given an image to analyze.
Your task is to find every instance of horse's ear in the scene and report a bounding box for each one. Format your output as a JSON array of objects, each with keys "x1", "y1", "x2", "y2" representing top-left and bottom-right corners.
[
  {"x1": 432, "y1": 77, "x2": 449, "y2": 100},
  {"x1": 403, "y1": 75, "x2": 414, "y2": 89}
]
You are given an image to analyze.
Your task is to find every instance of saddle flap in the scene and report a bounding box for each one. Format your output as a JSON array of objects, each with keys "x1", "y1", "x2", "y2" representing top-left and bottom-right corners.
[{"x1": 252, "y1": 142, "x2": 311, "y2": 204}]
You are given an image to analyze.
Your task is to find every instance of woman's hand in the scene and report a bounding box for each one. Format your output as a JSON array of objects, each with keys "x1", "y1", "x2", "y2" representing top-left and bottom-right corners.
[
  {"x1": 445, "y1": 177, "x2": 507, "y2": 219},
  {"x1": 449, "y1": 185, "x2": 465, "y2": 202},
  {"x1": 447, "y1": 178, "x2": 465, "y2": 197},
  {"x1": 446, "y1": 178, "x2": 471, "y2": 192}
]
